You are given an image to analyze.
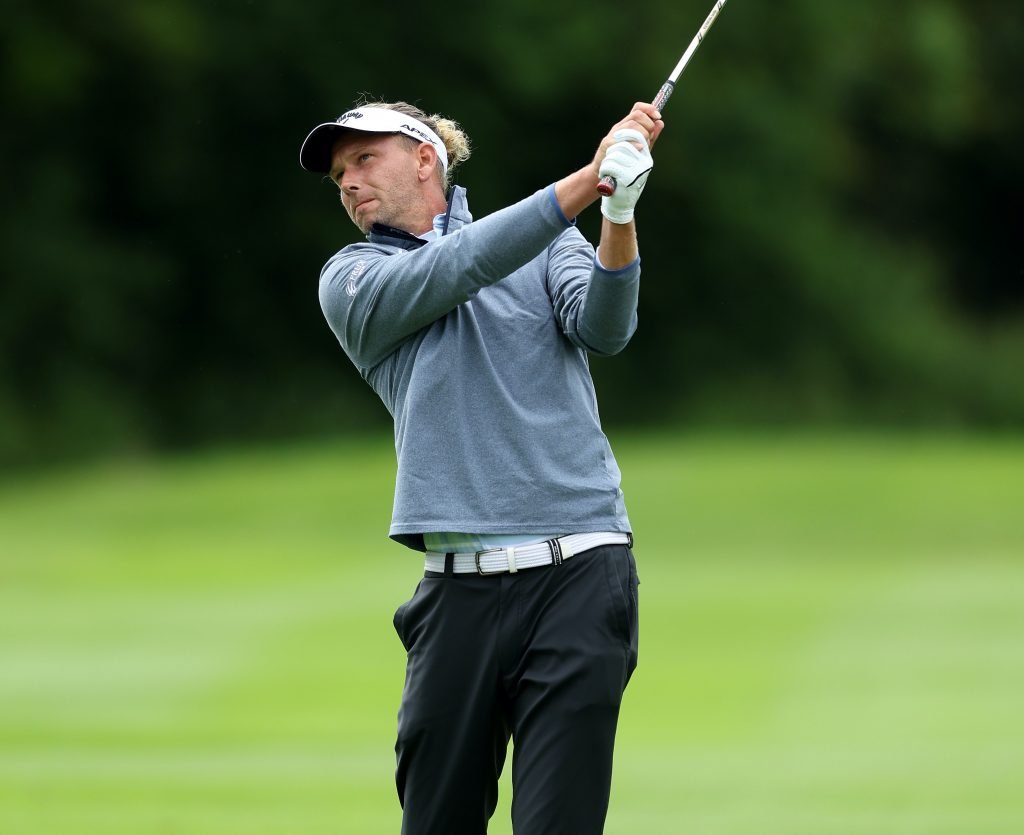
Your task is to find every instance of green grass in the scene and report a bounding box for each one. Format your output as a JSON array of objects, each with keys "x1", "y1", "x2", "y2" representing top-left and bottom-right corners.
[{"x1": 1, "y1": 433, "x2": 1023, "y2": 834}]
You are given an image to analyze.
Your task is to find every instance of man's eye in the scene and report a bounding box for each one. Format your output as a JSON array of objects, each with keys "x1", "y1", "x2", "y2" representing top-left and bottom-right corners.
[{"x1": 359, "y1": 153, "x2": 373, "y2": 162}]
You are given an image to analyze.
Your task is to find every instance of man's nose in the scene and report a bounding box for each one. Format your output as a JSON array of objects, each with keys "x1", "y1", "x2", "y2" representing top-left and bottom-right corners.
[{"x1": 340, "y1": 172, "x2": 359, "y2": 193}]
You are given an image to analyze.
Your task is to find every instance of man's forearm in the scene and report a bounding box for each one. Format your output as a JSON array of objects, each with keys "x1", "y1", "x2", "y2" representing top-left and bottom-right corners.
[
  {"x1": 596, "y1": 219, "x2": 638, "y2": 270},
  {"x1": 554, "y1": 167, "x2": 639, "y2": 269},
  {"x1": 554, "y1": 167, "x2": 601, "y2": 221}
]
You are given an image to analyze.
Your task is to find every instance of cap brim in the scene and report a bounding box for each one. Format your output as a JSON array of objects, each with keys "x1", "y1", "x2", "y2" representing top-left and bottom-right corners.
[{"x1": 299, "y1": 123, "x2": 352, "y2": 174}]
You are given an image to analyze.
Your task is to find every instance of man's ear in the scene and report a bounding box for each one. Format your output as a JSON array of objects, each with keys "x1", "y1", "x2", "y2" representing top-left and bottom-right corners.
[{"x1": 415, "y1": 142, "x2": 439, "y2": 182}]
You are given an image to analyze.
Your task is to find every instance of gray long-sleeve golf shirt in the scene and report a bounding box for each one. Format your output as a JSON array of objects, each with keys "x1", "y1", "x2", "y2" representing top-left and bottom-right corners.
[{"x1": 318, "y1": 185, "x2": 638, "y2": 551}]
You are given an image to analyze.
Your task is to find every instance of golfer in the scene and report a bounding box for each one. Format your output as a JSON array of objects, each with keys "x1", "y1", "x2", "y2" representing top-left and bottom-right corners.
[{"x1": 300, "y1": 98, "x2": 662, "y2": 834}]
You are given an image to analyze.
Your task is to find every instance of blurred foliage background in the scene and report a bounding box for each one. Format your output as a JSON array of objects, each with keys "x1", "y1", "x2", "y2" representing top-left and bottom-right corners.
[{"x1": 1, "y1": 0, "x2": 1022, "y2": 468}]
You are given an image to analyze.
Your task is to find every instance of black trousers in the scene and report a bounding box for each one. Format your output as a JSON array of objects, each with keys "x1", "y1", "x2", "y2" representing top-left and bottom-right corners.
[{"x1": 392, "y1": 544, "x2": 639, "y2": 835}]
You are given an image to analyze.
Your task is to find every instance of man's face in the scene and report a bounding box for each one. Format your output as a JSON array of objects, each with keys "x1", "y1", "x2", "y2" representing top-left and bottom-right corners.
[{"x1": 329, "y1": 133, "x2": 423, "y2": 234}]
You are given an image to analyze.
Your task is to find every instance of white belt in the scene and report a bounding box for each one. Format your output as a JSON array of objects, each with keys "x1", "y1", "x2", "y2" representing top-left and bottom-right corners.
[{"x1": 424, "y1": 532, "x2": 631, "y2": 576}]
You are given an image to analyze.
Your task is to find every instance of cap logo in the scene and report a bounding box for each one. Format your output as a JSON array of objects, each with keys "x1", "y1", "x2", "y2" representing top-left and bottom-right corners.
[{"x1": 400, "y1": 123, "x2": 433, "y2": 144}]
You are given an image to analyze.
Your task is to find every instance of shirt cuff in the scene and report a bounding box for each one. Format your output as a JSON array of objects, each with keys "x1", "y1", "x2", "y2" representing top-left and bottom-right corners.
[
  {"x1": 546, "y1": 184, "x2": 577, "y2": 227},
  {"x1": 594, "y1": 253, "x2": 640, "y2": 275}
]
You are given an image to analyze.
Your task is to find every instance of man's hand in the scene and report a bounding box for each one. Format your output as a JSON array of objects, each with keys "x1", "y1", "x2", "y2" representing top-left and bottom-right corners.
[
  {"x1": 590, "y1": 103, "x2": 664, "y2": 179},
  {"x1": 554, "y1": 102, "x2": 664, "y2": 221},
  {"x1": 599, "y1": 130, "x2": 653, "y2": 224}
]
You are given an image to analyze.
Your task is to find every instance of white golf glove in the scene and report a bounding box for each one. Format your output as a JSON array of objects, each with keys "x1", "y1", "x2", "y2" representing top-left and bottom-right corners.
[{"x1": 599, "y1": 129, "x2": 654, "y2": 224}]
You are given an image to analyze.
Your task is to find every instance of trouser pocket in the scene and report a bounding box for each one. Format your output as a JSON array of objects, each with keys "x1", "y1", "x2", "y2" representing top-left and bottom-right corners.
[
  {"x1": 393, "y1": 579, "x2": 428, "y2": 652},
  {"x1": 604, "y1": 547, "x2": 640, "y2": 681}
]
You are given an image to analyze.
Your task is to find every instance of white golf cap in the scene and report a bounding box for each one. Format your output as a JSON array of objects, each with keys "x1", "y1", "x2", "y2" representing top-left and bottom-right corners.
[{"x1": 299, "y1": 106, "x2": 449, "y2": 175}]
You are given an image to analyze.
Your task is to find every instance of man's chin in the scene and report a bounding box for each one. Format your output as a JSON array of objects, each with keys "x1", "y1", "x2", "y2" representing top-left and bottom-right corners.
[
  {"x1": 348, "y1": 202, "x2": 378, "y2": 234},
  {"x1": 350, "y1": 213, "x2": 374, "y2": 234}
]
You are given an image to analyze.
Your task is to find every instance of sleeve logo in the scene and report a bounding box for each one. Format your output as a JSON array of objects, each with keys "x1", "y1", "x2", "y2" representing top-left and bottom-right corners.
[{"x1": 346, "y1": 259, "x2": 368, "y2": 297}]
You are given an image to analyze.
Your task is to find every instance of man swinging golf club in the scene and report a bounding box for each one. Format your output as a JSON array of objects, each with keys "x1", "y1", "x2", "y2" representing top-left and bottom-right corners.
[{"x1": 300, "y1": 97, "x2": 662, "y2": 834}]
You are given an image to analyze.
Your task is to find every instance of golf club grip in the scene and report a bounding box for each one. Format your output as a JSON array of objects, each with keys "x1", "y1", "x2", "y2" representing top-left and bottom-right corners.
[
  {"x1": 652, "y1": 80, "x2": 676, "y2": 112},
  {"x1": 597, "y1": 81, "x2": 675, "y2": 197}
]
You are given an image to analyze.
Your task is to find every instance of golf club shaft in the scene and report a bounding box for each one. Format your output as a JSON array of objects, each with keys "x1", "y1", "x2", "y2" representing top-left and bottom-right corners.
[{"x1": 597, "y1": 0, "x2": 729, "y2": 197}]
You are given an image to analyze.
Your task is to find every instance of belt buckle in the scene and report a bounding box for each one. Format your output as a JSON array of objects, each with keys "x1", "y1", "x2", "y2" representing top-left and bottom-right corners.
[{"x1": 475, "y1": 548, "x2": 506, "y2": 576}]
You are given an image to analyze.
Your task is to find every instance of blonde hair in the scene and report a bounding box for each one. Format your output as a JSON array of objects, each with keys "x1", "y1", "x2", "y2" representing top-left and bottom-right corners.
[{"x1": 354, "y1": 97, "x2": 471, "y2": 190}]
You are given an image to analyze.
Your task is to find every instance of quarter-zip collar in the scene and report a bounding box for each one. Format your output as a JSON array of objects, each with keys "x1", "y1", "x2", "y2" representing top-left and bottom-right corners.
[{"x1": 367, "y1": 186, "x2": 472, "y2": 250}]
